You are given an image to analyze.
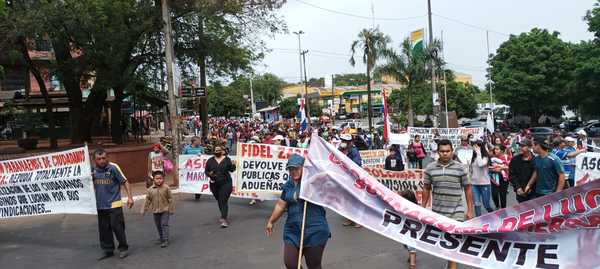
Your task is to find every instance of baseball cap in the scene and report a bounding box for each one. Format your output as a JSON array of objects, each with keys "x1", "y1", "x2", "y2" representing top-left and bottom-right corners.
[
  {"x1": 518, "y1": 139, "x2": 532, "y2": 147},
  {"x1": 565, "y1": 136, "x2": 577, "y2": 143},
  {"x1": 286, "y1": 154, "x2": 305, "y2": 170},
  {"x1": 577, "y1": 129, "x2": 587, "y2": 136},
  {"x1": 340, "y1": 134, "x2": 353, "y2": 141},
  {"x1": 273, "y1": 135, "x2": 284, "y2": 141},
  {"x1": 153, "y1": 143, "x2": 161, "y2": 149}
]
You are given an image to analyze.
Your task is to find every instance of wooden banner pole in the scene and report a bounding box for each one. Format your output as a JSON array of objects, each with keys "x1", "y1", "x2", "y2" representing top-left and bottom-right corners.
[{"x1": 297, "y1": 200, "x2": 308, "y2": 269}]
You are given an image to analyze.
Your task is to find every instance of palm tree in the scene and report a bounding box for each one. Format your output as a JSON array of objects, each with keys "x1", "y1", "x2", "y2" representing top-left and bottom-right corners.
[
  {"x1": 350, "y1": 27, "x2": 391, "y2": 131},
  {"x1": 376, "y1": 37, "x2": 444, "y2": 126}
]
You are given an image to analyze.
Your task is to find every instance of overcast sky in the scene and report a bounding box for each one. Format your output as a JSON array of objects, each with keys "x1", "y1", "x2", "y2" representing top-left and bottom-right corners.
[{"x1": 256, "y1": 0, "x2": 597, "y2": 87}]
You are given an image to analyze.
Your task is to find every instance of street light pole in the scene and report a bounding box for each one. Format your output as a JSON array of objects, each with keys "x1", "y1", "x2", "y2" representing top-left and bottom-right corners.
[
  {"x1": 293, "y1": 31, "x2": 305, "y2": 84},
  {"x1": 427, "y1": 0, "x2": 439, "y2": 128},
  {"x1": 161, "y1": 0, "x2": 180, "y2": 186}
]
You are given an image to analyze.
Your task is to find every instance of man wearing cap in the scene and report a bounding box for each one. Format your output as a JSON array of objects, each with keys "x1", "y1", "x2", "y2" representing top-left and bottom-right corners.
[
  {"x1": 563, "y1": 136, "x2": 586, "y2": 187},
  {"x1": 525, "y1": 138, "x2": 566, "y2": 198},
  {"x1": 508, "y1": 139, "x2": 535, "y2": 203},
  {"x1": 577, "y1": 129, "x2": 597, "y2": 152},
  {"x1": 340, "y1": 134, "x2": 362, "y2": 167}
]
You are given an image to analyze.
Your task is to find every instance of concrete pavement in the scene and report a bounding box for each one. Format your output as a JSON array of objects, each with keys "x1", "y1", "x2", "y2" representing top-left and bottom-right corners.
[{"x1": 0, "y1": 193, "x2": 487, "y2": 269}]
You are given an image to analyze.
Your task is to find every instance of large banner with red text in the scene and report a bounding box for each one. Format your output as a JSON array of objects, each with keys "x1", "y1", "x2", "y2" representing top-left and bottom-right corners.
[
  {"x1": 300, "y1": 133, "x2": 600, "y2": 268},
  {"x1": 0, "y1": 147, "x2": 96, "y2": 219}
]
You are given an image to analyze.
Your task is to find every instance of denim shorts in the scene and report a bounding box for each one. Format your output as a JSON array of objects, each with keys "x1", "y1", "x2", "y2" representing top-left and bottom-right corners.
[{"x1": 404, "y1": 244, "x2": 417, "y2": 253}]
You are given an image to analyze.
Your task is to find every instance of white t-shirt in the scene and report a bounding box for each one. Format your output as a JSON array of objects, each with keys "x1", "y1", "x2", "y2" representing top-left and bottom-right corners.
[{"x1": 149, "y1": 151, "x2": 164, "y2": 172}]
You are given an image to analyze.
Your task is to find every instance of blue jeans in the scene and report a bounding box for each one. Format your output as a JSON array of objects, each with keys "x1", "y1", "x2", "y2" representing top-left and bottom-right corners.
[{"x1": 471, "y1": 184, "x2": 494, "y2": 216}]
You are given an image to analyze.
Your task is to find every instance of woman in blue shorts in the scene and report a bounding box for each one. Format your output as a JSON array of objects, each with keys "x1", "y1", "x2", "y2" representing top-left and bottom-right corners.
[{"x1": 266, "y1": 154, "x2": 330, "y2": 269}]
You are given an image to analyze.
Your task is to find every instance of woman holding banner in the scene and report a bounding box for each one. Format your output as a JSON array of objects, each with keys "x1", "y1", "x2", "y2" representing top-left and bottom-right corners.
[
  {"x1": 266, "y1": 154, "x2": 330, "y2": 269},
  {"x1": 205, "y1": 146, "x2": 236, "y2": 228}
]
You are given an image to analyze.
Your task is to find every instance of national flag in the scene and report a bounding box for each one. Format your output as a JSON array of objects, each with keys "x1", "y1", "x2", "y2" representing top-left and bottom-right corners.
[
  {"x1": 297, "y1": 98, "x2": 308, "y2": 132},
  {"x1": 382, "y1": 88, "x2": 391, "y2": 143},
  {"x1": 410, "y1": 29, "x2": 424, "y2": 54}
]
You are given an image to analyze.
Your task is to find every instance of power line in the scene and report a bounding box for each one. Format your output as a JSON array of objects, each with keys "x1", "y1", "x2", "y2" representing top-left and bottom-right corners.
[
  {"x1": 432, "y1": 13, "x2": 509, "y2": 36},
  {"x1": 294, "y1": 0, "x2": 426, "y2": 21},
  {"x1": 294, "y1": 0, "x2": 510, "y2": 37}
]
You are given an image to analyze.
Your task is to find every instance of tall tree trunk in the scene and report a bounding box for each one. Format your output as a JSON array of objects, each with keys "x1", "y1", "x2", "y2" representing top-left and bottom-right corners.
[
  {"x1": 52, "y1": 38, "x2": 84, "y2": 144},
  {"x1": 111, "y1": 87, "x2": 124, "y2": 144},
  {"x1": 19, "y1": 37, "x2": 58, "y2": 149},
  {"x1": 366, "y1": 64, "x2": 373, "y2": 132},
  {"x1": 81, "y1": 81, "x2": 108, "y2": 143},
  {"x1": 198, "y1": 17, "x2": 209, "y2": 136},
  {"x1": 408, "y1": 84, "x2": 414, "y2": 127}
]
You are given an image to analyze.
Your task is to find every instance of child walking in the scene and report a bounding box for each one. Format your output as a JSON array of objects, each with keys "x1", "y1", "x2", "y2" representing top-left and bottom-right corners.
[
  {"x1": 400, "y1": 189, "x2": 418, "y2": 269},
  {"x1": 142, "y1": 171, "x2": 174, "y2": 248}
]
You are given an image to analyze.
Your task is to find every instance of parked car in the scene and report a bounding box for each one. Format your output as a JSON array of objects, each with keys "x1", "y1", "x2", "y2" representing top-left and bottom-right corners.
[
  {"x1": 559, "y1": 119, "x2": 583, "y2": 132},
  {"x1": 582, "y1": 122, "x2": 600, "y2": 137},
  {"x1": 461, "y1": 120, "x2": 486, "y2": 128},
  {"x1": 529, "y1": 127, "x2": 554, "y2": 140}
]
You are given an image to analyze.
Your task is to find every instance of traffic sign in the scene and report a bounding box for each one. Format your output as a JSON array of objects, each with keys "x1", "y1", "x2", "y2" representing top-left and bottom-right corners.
[{"x1": 195, "y1": 87, "x2": 206, "y2": 97}]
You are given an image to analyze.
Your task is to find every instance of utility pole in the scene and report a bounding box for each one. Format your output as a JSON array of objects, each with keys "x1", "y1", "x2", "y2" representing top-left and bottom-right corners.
[
  {"x1": 441, "y1": 30, "x2": 449, "y2": 128},
  {"x1": 427, "y1": 0, "x2": 439, "y2": 127},
  {"x1": 293, "y1": 31, "x2": 305, "y2": 84},
  {"x1": 301, "y1": 50, "x2": 310, "y2": 118},
  {"x1": 250, "y1": 75, "x2": 256, "y2": 115},
  {"x1": 161, "y1": 0, "x2": 180, "y2": 186}
]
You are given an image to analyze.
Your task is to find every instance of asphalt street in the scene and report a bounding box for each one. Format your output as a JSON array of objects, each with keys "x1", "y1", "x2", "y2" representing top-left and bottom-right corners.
[{"x1": 0, "y1": 192, "x2": 500, "y2": 269}]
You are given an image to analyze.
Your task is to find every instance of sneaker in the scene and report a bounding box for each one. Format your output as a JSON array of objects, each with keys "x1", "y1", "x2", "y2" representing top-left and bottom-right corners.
[
  {"x1": 161, "y1": 241, "x2": 169, "y2": 248},
  {"x1": 342, "y1": 220, "x2": 353, "y2": 226},
  {"x1": 249, "y1": 199, "x2": 257, "y2": 206},
  {"x1": 353, "y1": 223, "x2": 362, "y2": 228},
  {"x1": 221, "y1": 219, "x2": 229, "y2": 228},
  {"x1": 97, "y1": 252, "x2": 114, "y2": 261},
  {"x1": 119, "y1": 251, "x2": 128, "y2": 259}
]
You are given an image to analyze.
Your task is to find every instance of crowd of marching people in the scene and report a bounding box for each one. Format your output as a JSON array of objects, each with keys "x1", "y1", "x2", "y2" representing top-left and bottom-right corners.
[{"x1": 91, "y1": 116, "x2": 598, "y2": 268}]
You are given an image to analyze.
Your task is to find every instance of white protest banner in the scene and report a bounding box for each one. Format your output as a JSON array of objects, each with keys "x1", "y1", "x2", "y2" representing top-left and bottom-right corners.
[
  {"x1": 575, "y1": 152, "x2": 600, "y2": 186},
  {"x1": 300, "y1": 133, "x2": 600, "y2": 269},
  {"x1": 359, "y1": 149, "x2": 387, "y2": 168},
  {"x1": 0, "y1": 147, "x2": 96, "y2": 219},
  {"x1": 363, "y1": 167, "x2": 425, "y2": 205},
  {"x1": 236, "y1": 143, "x2": 308, "y2": 195},
  {"x1": 407, "y1": 127, "x2": 484, "y2": 152},
  {"x1": 177, "y1": 154, "x2": 279, "y2": 200}
]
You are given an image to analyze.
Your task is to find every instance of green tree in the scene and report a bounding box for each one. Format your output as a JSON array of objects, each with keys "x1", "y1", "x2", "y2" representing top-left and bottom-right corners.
[
  {"x1": 570, "y1": 2, "x2": 600, "y2": 117},
  {"x1": 333, "y1": 73, "x2": 368, "y2": 86},
  {"x1": 388, "y1": 78, "x2": 478, "y2": 120},
  {"x1": 0, "y1": 0, "x2": 285, "y2": 144},
  {"x1": 279, "y1": 95, "x2": 299, "y2": 119},
  {"x1": 228, "y1": 73, "x2": 285, "y2": 106},
  {"x1": 350, "y1": 27, "x2": 391, "y2": 131},
  {"x1": 207, "y1": 82, "x2": 246, "y2": 118},
  {"x1": 489, "y1": 28, "x2": 573, "y2": 121},
  {"x1": 376, "y1": 38, "x2": 443, "y2": 126}
]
